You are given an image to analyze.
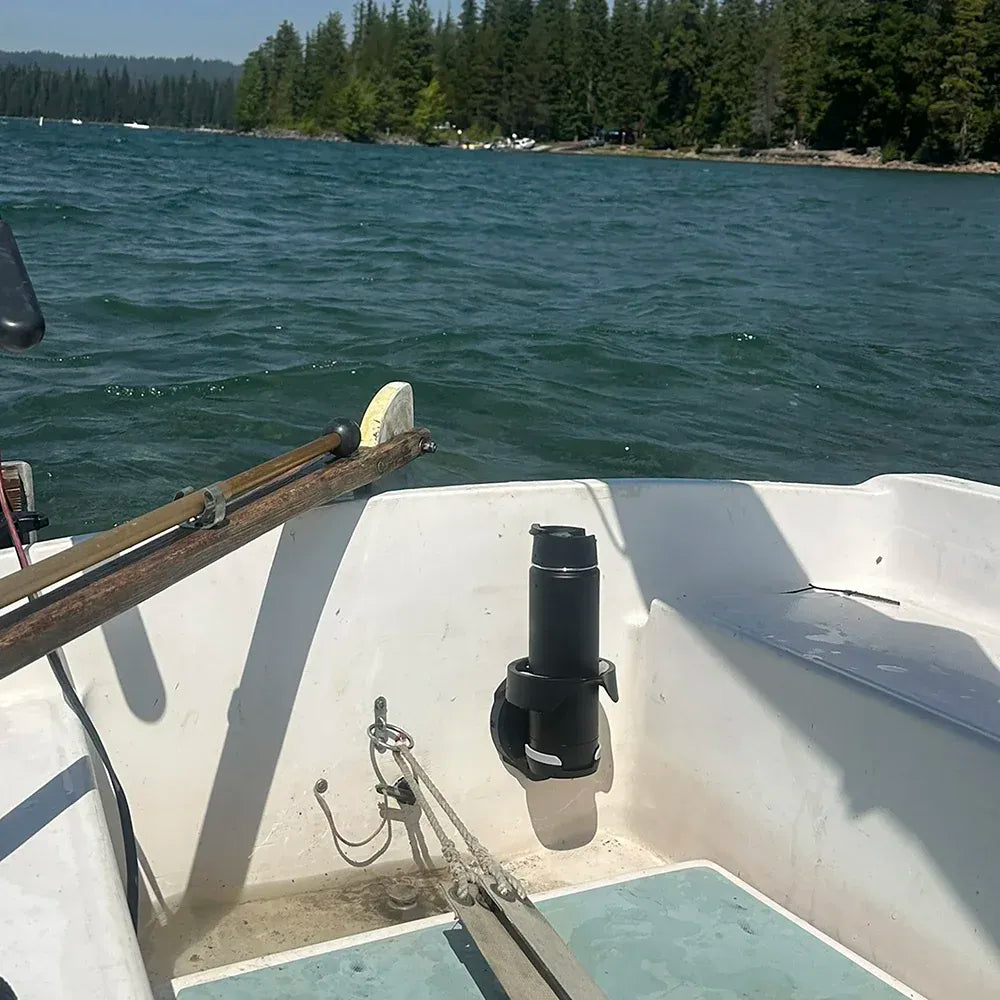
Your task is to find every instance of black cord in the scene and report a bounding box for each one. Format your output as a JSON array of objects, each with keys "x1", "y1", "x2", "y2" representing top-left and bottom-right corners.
[
  {"x1": 782, "y1": 584, "x2": 900, "y2": 607},
  {"x1": 46, "y1": 646, "x2": 140, "y2": 931},
  {"x1": 0, "y1": 457, "x2": 138, "y2": 931}
]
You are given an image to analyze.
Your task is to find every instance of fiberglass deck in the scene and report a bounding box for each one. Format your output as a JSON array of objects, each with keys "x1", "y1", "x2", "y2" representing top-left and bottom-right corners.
[{"x1": 174, "y1": 863, "x2": 911, "y2": 999}]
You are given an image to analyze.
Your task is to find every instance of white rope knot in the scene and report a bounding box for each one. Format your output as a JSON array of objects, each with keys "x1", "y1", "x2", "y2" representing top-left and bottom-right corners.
[{"x1": 392, "y1": 746, "x2": 526, "y2": 902}]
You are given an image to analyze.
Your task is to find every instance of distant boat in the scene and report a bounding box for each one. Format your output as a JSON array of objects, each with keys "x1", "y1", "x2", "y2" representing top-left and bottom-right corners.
[
  {"x1": 71, "y1": 118, "x2": 83, "y2": 126},
  {"x1": 38, "y1": 116, "x2": 43, "y2": 127},
  {"x1": 123, "y1": 121, "x2": 150, "y2": 130}
]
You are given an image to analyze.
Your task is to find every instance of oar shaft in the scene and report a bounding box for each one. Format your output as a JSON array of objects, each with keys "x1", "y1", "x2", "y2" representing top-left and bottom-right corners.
[
  {"x1": 0, "y1": 428, "x2": 430, "y2": 679},
  {"x1": 0, "y1": 427, "x2": 350, "y2": 612},
  {"x1": 225, "y1": 428, "x2": 347, "y2": 498}
]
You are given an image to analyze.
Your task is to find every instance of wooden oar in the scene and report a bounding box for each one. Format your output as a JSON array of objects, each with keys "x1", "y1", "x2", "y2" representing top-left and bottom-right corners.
[
  {"x1": 0, "y1": 421, "x2": 361, "y2": 613},
  {"x1": 0, "y1": 427, "x2": 431, "y2": 679}
]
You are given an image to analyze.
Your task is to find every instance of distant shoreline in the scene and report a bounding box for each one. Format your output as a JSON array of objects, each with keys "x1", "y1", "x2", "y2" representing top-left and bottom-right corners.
[
  {"x1": 547, "y1": 143, "x2": 1000, "y2": 176},
  {"x1": 13, "y1": 117, "x2": 1000, "y2": 175},
  {"x1": 238, "y1": 130, "x2": 1000, "y2": 174},
  {"x1": 240, "y1": 128, "x2": 1000, "y2": 175}
]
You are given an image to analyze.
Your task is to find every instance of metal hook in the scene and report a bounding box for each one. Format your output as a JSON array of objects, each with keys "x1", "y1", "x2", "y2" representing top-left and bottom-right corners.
[{"x1": 369, "y1": 696, "x2": 413, "y2": 752}]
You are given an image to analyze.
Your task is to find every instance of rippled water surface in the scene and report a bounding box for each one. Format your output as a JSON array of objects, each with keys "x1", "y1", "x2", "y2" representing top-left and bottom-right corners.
[{"x1": 2, "y1": 119, "x2": 999, "y2": 534}]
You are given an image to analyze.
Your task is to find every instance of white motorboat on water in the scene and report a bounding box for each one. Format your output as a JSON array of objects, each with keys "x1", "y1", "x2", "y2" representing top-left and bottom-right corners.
[
  {"x1": 124, "y1": 121, "x2": 151, "y2": 130},
  {"x1": 71, "y1": 118, "x2": 83, "y2": 126},
  {"x1": 0, "y1": 215, "x2": 998, "y2": 1000}
]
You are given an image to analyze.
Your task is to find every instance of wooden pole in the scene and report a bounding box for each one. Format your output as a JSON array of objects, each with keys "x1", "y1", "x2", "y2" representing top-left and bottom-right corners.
[
  {"x1": 0, "y1": 428, "x2": 430, "y2": 679},
  {"x1": 0, "y1": 426, "x2": 355, "y2": 613}
]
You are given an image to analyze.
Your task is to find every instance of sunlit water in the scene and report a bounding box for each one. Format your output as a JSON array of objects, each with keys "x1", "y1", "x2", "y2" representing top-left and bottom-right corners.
[{"x1": 2, "y1": 118, "x2": 999, "y2": 535}]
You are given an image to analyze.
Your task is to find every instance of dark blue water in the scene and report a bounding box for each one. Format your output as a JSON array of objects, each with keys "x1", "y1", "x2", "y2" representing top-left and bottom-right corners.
[{"x1": 2, "y1": 118, "x2": 999, "y2": 535}]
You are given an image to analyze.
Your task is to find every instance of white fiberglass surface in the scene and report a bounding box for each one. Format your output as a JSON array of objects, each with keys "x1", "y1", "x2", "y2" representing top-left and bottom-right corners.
[{"x1": 3, "y1": 474, "x2": 1000, "y2": 999}]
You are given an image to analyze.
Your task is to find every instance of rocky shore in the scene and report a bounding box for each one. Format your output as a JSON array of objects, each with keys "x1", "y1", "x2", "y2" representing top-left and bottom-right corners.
[
  {"x1": 556, "y1": 143, "x2": 1000, "y2": 175},
  {"x1": 192, "y1": 125, "x2": 1000, "y2": 174},
  {"x1": 245, "y1": 127, "x2": 422, "y2": 146}
]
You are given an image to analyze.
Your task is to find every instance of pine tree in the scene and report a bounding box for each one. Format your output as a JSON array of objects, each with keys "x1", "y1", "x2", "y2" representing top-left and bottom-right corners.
[
  {"x1": 388, "y1": 0, "x2": 408, "y2": 64},
  {"x1": 308, "y1": 13, "x2": 349, "y2": 125},
  {"x1": 648, "y1": 0, "x2": 706, "y2": 147},
  {"x1": 606, "y1": 0, "x2": 648, "y2": 134},
  {"x1": 397, "y1": 0, "x2": 435, "y2": 117},
  {"x1": 302, "y1": 31, "x2": 319, "y2": 115},
  {"x1": 703, "y1": 0, "x2": 763, "y2": 146},
  {"x1": 548, "y1": 0, "x2": 575, "y2": 137},
  {"x1": 413, "y1": 76, "x2": 449, "y2": 138},
  {"x1": 455, "y1": 0, "x2": 482, "y2": 126},
  {"x1": 115, "y1": 65, "x2": 131, "y2": 120},
  {"x1": 775, "y1": 0, "x2": 830, "y2": 142},
  {"x1": 751, "y1": 0, "x2": 782, "y2": 146},
  {"x1": 435, "y1": 10, "x2": 461, "y2": 116},
  {"x1": 980, "y1": 0, "x2": 1000, "y2": 157},
  {"x1": 494, "y1": 0, "x2": 532, "y2": 132},
  {"x1": 477, "y1": 0, "x2": 504, "y2": 126},
  {"x1": 519, "y1": 7, "x2": 548, "y2": 133},
  {"x1": 339, "y1": 76, "x2": 380, "y2": 139},
  {"x1": 351, "y1": 3, "x2": 388, "y2": 82},
  {"x1": 570, "y1": 0, "x2": 610, "y2": 136},
  {"x1": 927, "y1": 0, "x2": 988, "y2": 160},
  {"x1": 261, "y1": 21, "x2": 305, "y2": 125}
]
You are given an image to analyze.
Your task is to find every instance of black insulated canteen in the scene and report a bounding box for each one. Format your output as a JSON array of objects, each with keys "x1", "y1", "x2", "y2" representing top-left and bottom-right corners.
[{"x1": 490, "y1": 524, "x2": 618, "y2": 780}]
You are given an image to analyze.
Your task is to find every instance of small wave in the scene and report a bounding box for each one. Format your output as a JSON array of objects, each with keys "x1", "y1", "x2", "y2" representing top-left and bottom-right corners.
[
  {"x1": 74, "y1": 294, "x2": 230, "y2": 323},
  {"x1": 1, "y1": 200, "x2": 102, "y2": 224},
  {"x1": 99, "y1": 356, "x2": 359, "y2": 401}
]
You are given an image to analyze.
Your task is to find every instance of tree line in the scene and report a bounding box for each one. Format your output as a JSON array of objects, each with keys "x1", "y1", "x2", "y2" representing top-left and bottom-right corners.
[
  {"x1": 237, "y1": 0, "x2": 1000, "y2": 162},
  {"x1": 0, "y1": 50, "x2": 240, "y2": 82},
  {"x1": 0, "y1": 64, "x2": 236, "y2": 128}
]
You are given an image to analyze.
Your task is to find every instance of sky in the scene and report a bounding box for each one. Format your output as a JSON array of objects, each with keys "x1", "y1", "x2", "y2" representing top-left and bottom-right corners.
[{"x1": 2, "y1": 1, "x2": 356, "y2": 64}]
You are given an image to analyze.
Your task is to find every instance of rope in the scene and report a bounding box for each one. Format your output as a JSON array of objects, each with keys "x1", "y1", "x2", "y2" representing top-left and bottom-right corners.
[
  {"x1": 393, "y1": 746, "x2": 527, "y2": 901},
  {"x1": 312, "y1": 743, "x2": 393, "y2": 866},
  {"x1": 362, "y1": 712, "x2": 525, "y2": 901},
  {"x1": 392, "y1": 749, "x2": 479, "y2": 901}
]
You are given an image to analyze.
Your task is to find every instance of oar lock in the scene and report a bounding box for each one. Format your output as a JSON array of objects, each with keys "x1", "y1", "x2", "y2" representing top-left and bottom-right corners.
[
  {"x1": 170, "y1": 418, "x2": 363, "y2": 531},
  {"x1": 174, "y1": 484, "x2": 228, "y2": 529}
]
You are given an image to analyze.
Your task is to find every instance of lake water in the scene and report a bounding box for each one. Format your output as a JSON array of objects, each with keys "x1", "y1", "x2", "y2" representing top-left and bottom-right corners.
[{"x1": 2, "y1": 119, "x2": 999, "y2": 535}]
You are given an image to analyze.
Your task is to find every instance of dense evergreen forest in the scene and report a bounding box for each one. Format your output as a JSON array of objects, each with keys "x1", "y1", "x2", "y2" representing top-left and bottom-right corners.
[
  {"x1": 0, "y1": 64, "x2": 237, "y2": 128},
  {"x1": 237, "y1": 0, "x2": 1000, "y2": 162},
  {"x1": 0, "y1": 51, "x2": 239, "y2": 82}
]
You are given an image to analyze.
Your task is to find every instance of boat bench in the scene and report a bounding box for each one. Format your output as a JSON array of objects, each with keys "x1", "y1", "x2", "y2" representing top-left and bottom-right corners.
[
  {"x1": 0, "y1": 698, "x2": 152, "y2": 999},
  {"x1": 174, "y1": 863, "x2": 908, "y2": 998},
  {"x1": 696, "y1": 588, "x2": 1000, "y2": 743}
]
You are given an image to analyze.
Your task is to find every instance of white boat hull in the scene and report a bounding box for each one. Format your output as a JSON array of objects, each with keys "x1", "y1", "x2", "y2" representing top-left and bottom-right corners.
[{"x1": 3, "y1": 470, "x2": 1000, "y2": 997}]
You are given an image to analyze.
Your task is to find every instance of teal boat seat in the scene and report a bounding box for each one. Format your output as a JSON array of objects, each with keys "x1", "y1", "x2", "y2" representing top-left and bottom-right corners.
[
  {"x1": 175, "y1": 864, "x2": 909, "y2": 999},
  {"x1": 696, "y1": 588, "x2": 1000, "y2": 744}
]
